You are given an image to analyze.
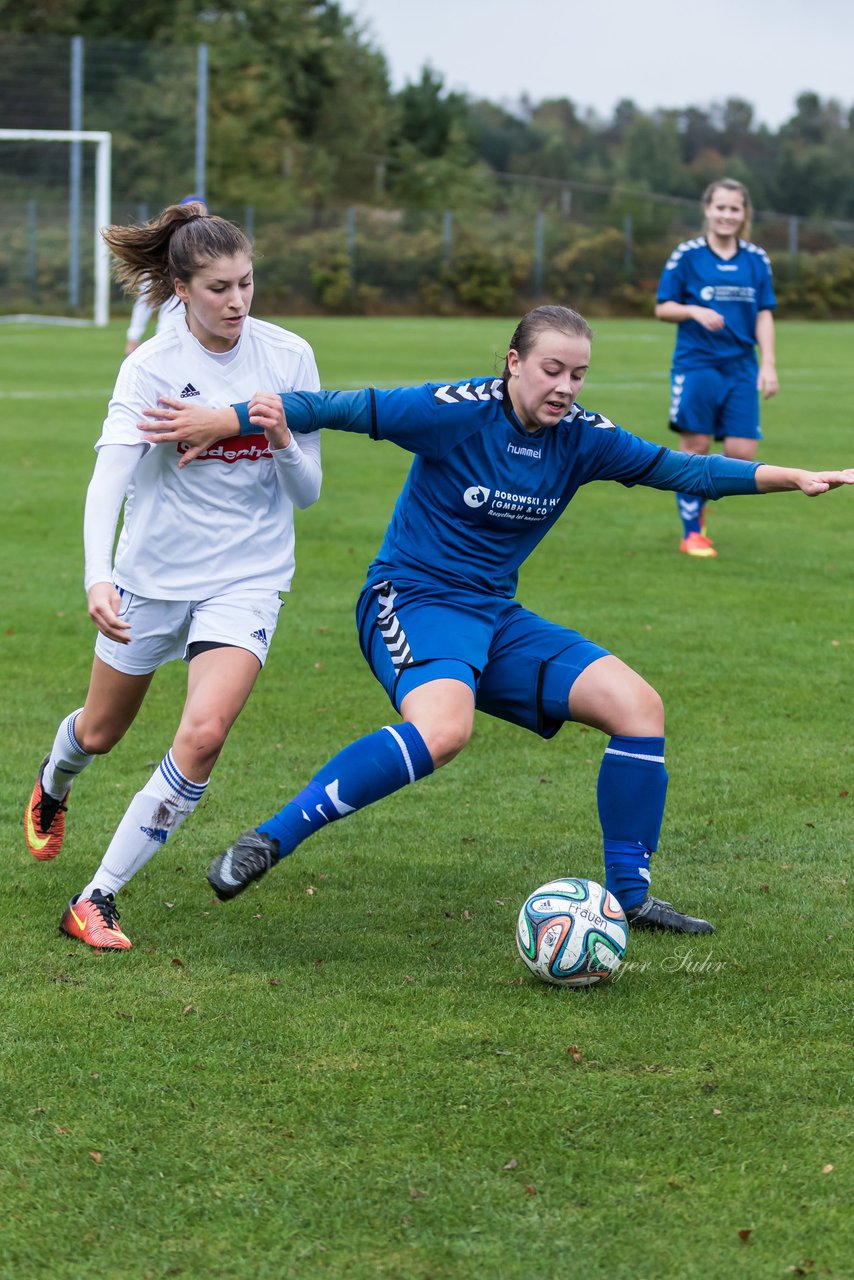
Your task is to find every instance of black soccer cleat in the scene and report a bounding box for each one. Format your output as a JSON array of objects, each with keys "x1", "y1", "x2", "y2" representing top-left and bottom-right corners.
[
  {"x1": 207, "y1": 829, "x2": 279, "y2": 901},
  {"x1": 625, "y1": 895, "x2": 715, "y2": 934}
]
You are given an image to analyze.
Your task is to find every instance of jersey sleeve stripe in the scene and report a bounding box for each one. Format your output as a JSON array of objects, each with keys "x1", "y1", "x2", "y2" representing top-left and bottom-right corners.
[{"x1": 368, "y1": 387, "x2": 379, "y2": 440}]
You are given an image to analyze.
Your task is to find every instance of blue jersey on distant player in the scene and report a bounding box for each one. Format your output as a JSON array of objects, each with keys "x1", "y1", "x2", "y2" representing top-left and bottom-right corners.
[
  {"x1": 234, "y1": 379, "x2": 760, "y2": 598},
  {"x1": 657, "y1": 237, "x2": 776, "y2": 371}
]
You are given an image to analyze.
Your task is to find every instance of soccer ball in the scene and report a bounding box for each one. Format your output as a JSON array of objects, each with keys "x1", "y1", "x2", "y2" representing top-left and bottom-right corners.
[{"x1": 516, "y1": 878, "x2": 628, "y2": 987}]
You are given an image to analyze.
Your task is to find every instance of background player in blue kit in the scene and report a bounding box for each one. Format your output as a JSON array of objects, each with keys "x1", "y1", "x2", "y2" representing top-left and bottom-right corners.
[
  {"x1": 141, "y1": 305, "x2": 852, "y2": 935},
  {"x1": 656, "y1": 178, "x2": 779, "y2": 557}
]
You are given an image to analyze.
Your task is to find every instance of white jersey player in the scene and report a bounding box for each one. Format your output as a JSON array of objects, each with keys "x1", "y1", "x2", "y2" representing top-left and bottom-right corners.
[
  {"x1": 124, "y1": 286, "x2": 186, "y2": 355},
  {"x1": 24, "y1": 201, "x2": 322, "y2": 951}
]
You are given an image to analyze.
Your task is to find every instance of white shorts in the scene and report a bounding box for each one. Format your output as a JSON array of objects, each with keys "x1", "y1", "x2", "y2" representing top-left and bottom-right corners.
[{"x1": 94, "y1": 586, "x2": 283, "y2": 676}]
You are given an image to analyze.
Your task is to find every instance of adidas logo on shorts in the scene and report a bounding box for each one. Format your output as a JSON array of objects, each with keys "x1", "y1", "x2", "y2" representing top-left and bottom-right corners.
[{"x1": 250, "y1": 628, "x2": 268, "y2": 648}]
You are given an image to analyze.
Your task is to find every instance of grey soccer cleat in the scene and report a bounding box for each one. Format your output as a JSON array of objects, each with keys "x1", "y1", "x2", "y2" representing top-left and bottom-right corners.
[
  {"x1": 207, "y1": 829, "x2": 279, "y2": 901},
  {"x1": 625, "y1": 895, "x2": 715, "y2": 934}
]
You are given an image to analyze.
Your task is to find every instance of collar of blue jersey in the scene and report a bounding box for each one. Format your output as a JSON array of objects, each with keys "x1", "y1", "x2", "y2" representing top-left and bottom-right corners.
[
  {"x1": 703, "y1": 234, "x2": 743, "y2": 264},
  {"x1": 500, "y1": 378, "x2": 550, "y2": 439}
]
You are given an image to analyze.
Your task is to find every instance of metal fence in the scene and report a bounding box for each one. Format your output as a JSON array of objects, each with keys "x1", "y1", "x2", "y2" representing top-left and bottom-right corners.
[{"x1": 2, "y1": 34, "x2": 853, "y2": 320}]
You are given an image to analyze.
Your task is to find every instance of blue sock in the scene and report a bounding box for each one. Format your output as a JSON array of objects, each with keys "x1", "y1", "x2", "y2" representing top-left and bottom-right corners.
[
  {"x1": 676, "y1": 492, "x2": 702, "y2": 536},
  {"x1": 598, "y1": 735, "x2": 667, "y2": 911},
  {"x1": 258, "y1": 723, "x2": 434, "y2": 858}
]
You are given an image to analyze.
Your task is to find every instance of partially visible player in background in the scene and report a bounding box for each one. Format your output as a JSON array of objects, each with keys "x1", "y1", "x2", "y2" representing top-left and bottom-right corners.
[
  {"x1": 123, "y1": 195, "x2": 208, "y2": 355},
  {"x1": 138, "y1": 305, "x2": 853, "y2": 937},
  {"x1": 23, "y1": 200, "x2": 322, "y2": 950},
  {"x1": 656, "y1": 178, "x2": 779, "y2": 557}
]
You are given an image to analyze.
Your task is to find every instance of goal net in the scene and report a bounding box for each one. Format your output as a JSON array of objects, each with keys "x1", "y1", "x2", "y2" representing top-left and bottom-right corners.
[{"x1": 0, "y1": 128, "x2": 111, "y2": 326}]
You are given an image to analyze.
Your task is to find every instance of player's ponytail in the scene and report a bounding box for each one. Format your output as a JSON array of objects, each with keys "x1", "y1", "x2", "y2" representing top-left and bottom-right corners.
[
  {"x1": 503, "y1": 305, "x2": 593, "y2": 378},
  {"x1": 102, "y1": 202, "x2": 252, "y2": 307}
]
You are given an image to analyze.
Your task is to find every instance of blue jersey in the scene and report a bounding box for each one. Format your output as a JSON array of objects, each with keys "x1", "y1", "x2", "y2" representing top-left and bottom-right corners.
[
  {"x1": 234, "y1": 379, "x2": 760, "y2": 597},
  {"x1": 657, "y1": 237, "x2": 776, "y2": 371}
]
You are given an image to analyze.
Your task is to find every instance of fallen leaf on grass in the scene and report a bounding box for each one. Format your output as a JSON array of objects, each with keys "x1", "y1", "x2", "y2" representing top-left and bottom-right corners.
[
  {"x1": 171, "y1": 957, "x2": 183, "y2": 968},
  {"x1": 503, "y1": 1159, "x2": 518, "y2": 1171},
  {"x1": 567, "y1": 1045, "x2": 583, "y2": 1063},
  {"x1": 115, "y1": 1010, "x2": 133, "y2": 1021},
  {"x1": 738, "y1": 1229, "x2": 752, "y2": 1243},
  {"x1": 89, "y1": 1151, "x2": 102, "y2": 1164},
  {"x1": 524, "y1": 1185, "x2": 537, "y2": 1196},
  {"x1": 712, "y1": 1108, "x2": 723, "y2": 1116},
  {"x1": 822, "y1": 1163, "x2": 834, "y2": 1173},
  {"x1": 182, "y1": 1004, "x2": 196, "y2": 1016}
]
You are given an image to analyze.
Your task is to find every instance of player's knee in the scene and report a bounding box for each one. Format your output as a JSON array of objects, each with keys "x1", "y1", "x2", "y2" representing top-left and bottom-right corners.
[
  {"x1": 414, "y1": 718, "x2": 473, "y2": 769},
  {"x1": 590, "y1": 678, "x2": 664, "y2": 738},
  {"x1": 617, "y1": 681, "x2": 664, "y2": 736},
  {"x1": 174, "y1": 715, "x2": 229, "y2": 768},
  {"x1": 76, "y1": 720, "x2": 128, "y2": 755}
]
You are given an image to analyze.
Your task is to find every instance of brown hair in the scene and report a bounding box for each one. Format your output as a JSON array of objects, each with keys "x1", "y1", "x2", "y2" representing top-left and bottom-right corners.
[
  {"x1": 102, "y1": 202, "x2": 252, "y2": 307},
  {"x1": 701, "y1": 177, "x2": 753, "y2": 241},
  {"x1": 503, "y1": 305, "x2": 592, "y2": 378}
]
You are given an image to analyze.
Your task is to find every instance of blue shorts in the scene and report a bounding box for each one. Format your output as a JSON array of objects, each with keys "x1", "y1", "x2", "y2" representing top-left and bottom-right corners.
[
  {"x1": 668, "y1": 364, "x2": 761, "y2": 441},
  {"x1": 355, "y1": 577, "x2": 609, "y2": 739}
]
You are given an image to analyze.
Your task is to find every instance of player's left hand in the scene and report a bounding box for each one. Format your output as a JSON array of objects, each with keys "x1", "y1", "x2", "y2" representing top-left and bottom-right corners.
[
  {"x1": 138, "y1": 398, "x2": 239, "y2": 467},
  {"x1": 797, "y1": 469, "x2": 854, "y2": 495},
  {"x1": 758, "y1": 364, "x2": 779, "y2": 399}
]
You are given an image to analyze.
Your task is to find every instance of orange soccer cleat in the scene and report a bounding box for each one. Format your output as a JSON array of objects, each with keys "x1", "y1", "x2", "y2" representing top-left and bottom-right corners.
[
  {"x1": 60, "y1": 892, "x2": 132, "y2": 950},
  {"x1": 25, "y1": 757, "x2": 69, "y2": 861},
  {"x1": 679, "y1": 531, "x2": 717, "y2": 558}
]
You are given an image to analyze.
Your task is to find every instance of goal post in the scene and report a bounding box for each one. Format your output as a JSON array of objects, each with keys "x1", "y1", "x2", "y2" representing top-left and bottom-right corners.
[{"x1": 0, "y1": 128, "x2": 111, "y2": 326}]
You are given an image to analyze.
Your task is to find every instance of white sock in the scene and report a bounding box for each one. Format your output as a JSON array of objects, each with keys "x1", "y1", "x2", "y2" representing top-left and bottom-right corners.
[
  {"x1": 79, "y1": 750, "x2": 208, "y2": 900},
  {"x1": 43, "y1": 710, "x2": 94, "y2": 799}
]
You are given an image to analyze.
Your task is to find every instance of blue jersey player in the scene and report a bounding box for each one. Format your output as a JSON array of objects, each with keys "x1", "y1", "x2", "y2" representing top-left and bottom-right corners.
[
  {"x1": 141, "y1": 306, "x2": 852, "y2": 936},
  {"x1": 656, "y1": 178, "x2": 779, "y2": 558}
]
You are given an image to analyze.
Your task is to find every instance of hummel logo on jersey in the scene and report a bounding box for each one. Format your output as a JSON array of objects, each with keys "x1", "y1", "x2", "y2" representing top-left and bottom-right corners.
[
  {"x1": 180, "y1": 383, "x2": 201, "y2": 398},
  {"x1": 250, "y1": 628, "x2": 268, "y2": 648}
]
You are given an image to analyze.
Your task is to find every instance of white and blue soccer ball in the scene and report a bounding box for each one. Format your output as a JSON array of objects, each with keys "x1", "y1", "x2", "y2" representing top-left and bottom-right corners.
[{"x1": 516, "y1": 877, "x2": 628, "y2": 987}]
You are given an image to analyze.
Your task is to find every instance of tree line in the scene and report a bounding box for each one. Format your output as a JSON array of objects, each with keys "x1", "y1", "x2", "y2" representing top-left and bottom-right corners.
[{"x1": 3, "y1": 0, "x2": 854, "y2": 221}]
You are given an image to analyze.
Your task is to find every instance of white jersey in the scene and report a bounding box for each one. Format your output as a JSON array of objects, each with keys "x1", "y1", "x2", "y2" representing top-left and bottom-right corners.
[{"x1": 98, "y1": 316, "x2": 321, "y2": 600}]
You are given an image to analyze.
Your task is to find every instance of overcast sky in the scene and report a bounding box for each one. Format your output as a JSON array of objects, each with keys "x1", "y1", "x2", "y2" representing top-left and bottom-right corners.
[{"x1": 342, "y1": 0, "x2": 853, "y2": 129}]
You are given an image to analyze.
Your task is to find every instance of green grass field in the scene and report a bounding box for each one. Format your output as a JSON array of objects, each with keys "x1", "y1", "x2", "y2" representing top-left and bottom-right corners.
[{"x1": 1, "y1": 316, "x2": 852, "y2": 1280}]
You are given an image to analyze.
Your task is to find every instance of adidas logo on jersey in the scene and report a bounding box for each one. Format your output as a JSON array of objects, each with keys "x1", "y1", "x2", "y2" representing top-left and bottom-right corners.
[
  {"x1": 180, "y1": 383, "x2": 201, "y2": 398},
  {"x1": 250, "y1": 628, "x2": 268, "y2": 648}
]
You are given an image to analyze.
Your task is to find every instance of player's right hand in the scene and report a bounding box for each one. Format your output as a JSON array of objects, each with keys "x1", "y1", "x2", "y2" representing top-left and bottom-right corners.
[
  {"x1": 87, "y1": 582, "x2": 131, "y2": 643},
  {"x1": 691, "y1": 306, "x2": 726, "y2": 331},
  {"x1": 137, "y1": 399, "x2": 240, "y2": 467}
]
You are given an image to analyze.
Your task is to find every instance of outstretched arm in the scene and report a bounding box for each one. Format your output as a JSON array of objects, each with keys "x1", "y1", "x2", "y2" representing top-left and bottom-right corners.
[{"x1": 139, "y1": 389, "x2": 371, "y2": 466}]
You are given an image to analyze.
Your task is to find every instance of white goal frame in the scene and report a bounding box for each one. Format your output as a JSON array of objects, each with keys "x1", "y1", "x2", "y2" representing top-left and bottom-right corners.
[{"x1": 0, "y1": 128, "x2": 112, "y2": 326}]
